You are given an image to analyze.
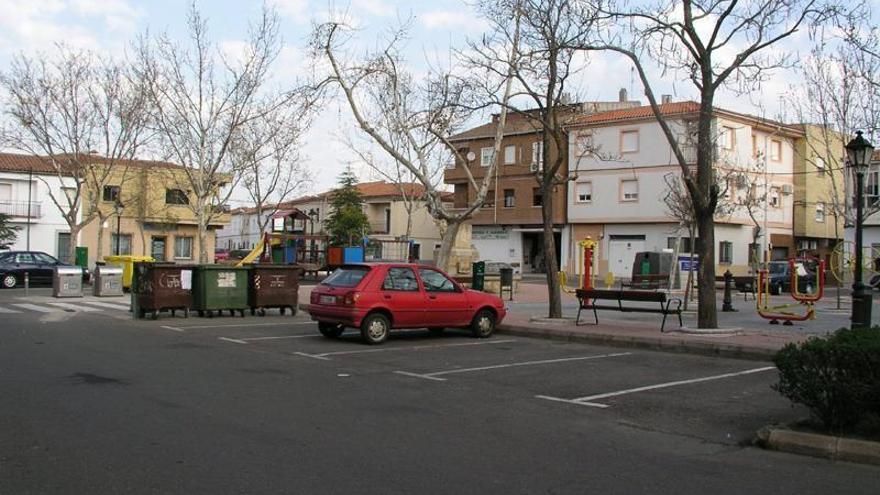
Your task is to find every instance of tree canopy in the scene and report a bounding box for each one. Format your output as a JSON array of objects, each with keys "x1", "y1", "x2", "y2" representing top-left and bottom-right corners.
[{"x1": 324, "y1": 168, "x2": 370, "y2": 246}]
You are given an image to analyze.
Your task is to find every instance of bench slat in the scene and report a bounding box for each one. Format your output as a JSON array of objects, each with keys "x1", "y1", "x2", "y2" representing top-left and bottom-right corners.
[{"x1": 576, "y1": 289, "x2": 667, "y2": 302}]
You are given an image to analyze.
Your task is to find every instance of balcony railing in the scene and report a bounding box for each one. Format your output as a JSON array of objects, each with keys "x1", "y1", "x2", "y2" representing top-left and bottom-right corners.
[
  {"x1": 0, "y1": 200, "x2": 41, "y2": 218},
  {"x1": 369, "y1": 221, "x2": 389, "y2": 234}
]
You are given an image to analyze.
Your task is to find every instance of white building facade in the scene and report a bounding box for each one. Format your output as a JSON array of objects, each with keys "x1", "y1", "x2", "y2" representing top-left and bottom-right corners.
[
  {"x1": 561, "y1": 102, "x2": 802, "y2": 282},
  {"x1": 0, "y1": 154, "x2": 81, "y2": 262}
]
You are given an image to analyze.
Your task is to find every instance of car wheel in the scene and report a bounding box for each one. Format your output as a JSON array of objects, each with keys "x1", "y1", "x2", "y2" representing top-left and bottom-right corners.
[
  {"x1": 771, "y1": 284, "x2": 782, "y2": 295},
  {"x1": 428, "y1": 327, "x2": 445, "y2": 336},
  {"x1": 470, "y1": 309, "x2": 495, "y2": 338},
  {"x1": 360, "y1": 313, "x2": 390, "y2": 345},
  {"x1": 2, "y1": 273, "x2": 18, "y2": 289},
  {"x1": 318, "y1": 322, "x2": 345, "y2": 338}
]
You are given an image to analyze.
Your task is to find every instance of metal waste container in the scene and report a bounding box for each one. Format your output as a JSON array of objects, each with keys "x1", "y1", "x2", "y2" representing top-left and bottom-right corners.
[
  {"x1": 499, "y1": 267, "x2": 514, "y2": 301},
  {"x1": 471, "y1": 261, "x2": 486, "y2": 291},
  {"x1": 248, "y1": 264, "x2": 301, "y2": 316},
  {"x1": 53, "y1": 266, "x2": 83, "y2": 297},
  {"x1": 193, "y1": 265, "x2": 249, "y2": 317},
  {"x1": 135, "y1": 263, "x2": 194, "y2": 319},
  {"x1": 104, "y1": 255, "x2": 155, "y2": 290},
  {"x1": 93, "y1": 265, "x2": 124, "y2": 297}
]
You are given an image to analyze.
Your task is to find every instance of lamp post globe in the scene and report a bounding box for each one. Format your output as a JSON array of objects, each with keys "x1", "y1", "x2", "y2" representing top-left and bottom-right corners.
[{"x1": 845, "y1": 131, "x2": 875, "y2": 329}]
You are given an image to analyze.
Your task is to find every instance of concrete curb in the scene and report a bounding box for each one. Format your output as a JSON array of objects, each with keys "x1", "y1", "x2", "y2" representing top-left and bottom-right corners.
[
  {"x1": 756, "y1": 427, "x2": 880, "y2": 466},
  {"x1": 496, "y1": 323, "x2": 777, "y2": 361}
]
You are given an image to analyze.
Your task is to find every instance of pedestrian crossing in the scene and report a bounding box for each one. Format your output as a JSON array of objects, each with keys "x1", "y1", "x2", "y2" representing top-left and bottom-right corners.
[{"x1": 0, "y1": 300, "x2": 130, "y2": 315}]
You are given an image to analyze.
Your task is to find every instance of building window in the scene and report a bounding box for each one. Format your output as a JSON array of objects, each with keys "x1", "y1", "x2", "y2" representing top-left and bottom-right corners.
[
  {"x1": 815, "y1": 202, "x2": 825, "y2": 222},
  {"x1": 751, "y1": 134, "x2": 759, "y2": 158},
  {"x1": 454, "y1": 147, "x2": 469, "y2": 168},
  {"x1": 531, "y1": 141, "x2": 543, "y2": 170},
  {"x1": 480, "y1": 147, "x2": 495, "y2": 167},
  {"x1": 110, "y1": 233, "x2": 132, "y2": 255},
  {"x1": 769, "y1": 187, "x2": 780, "y2": 208},
  {"x1": 719, "y1": 126, "x2": 735, "y2": 150},
  {"x1": 668, "y1": 237, "x2": 699, "y2": 253},
  {"x1": 482, "y1": 190, "x2": 495, "y2": 208},
  {"x1": 102, "y1": 185, "x2": 120, "y2": 202},
  {"x1": 503, "y1": 189, "x2": 515, "y2": 208},
  {"x1": 868, "y1": 170, "x2": 880, "y2": 206},
  {"x1": 166, "y1": 189, "x2": 189, "y2": 205},
  {"x1": 504, "y1": 145, "x2": 516, "y2": 165},
  {"x1": 621, "y1": 179, "x2": 638, "y2": 201},
  {"x1": 815, "y1": 157, "x2": 826, "y2": 176},
  {"x1": 576, "y1": 182, "x2": 592, "y2": 203},
  {"x1": 174, "y1": 236, "x2": 193, "y2": 259},
  {"x1": 453, "y1": 183, "x2": 469, "y2": 208},
  {"x1": 719, "y1": 241, "x2": 733, "y2": 264},
  {"x1": 620, "y1": 130, "x2": 639, "y2": 153},
  {"x1": 62, "y1": 187, "x2": 77, "y2": 205},
  {"x1": 532, "y1": 187, "x2": 543, "y2": 207},
  {"x1": 770, "y1": 139, "x2": 782, "y2": 161}
]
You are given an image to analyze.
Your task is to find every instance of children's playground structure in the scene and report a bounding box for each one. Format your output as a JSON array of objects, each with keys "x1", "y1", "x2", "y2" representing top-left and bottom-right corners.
[{"x1": 234, "y1": 232, "x2": 415, "y2": 275}]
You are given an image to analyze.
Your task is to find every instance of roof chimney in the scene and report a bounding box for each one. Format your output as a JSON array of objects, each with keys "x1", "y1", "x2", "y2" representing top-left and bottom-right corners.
[
  {"x1": 661, "y1": 94, "x2": 672, "y2": 104},
  {"x1": 619, "y1": 88, "x2": 627, "y2": 102}
]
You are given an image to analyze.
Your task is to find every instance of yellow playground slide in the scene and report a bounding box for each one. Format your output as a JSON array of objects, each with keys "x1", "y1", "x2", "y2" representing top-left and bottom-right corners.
[{"x1": 235, "y1": 236, "x2": 268, "y2": 267}]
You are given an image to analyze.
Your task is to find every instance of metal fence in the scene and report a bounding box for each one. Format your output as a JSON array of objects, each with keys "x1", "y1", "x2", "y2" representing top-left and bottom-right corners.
[{"x1": 0, "y1": 200, "x2": 41, "y2": 218}]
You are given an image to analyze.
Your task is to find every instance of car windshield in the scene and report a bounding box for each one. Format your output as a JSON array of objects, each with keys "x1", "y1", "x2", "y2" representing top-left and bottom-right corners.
[
  {"x1": 321, "y1": 266, "x2": 370, "y2": 288},
  {"x1": 768, "y1": 263, "x2": 788, "y2": 274}
]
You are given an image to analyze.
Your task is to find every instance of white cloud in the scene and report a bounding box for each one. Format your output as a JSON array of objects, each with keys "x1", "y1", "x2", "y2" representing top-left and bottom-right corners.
[
  {"x1": 271, "y1": 0, "x2": 310, "y2": 23},
  {"x1": 419, "y1": 10, "x2": 487, "y2": 33},
  {"x1": 352, "y1": 0, "x2": 393, "y2": 17},
  {"x1": 70, "y1": 0, "x2": 144, "y2": 31}
]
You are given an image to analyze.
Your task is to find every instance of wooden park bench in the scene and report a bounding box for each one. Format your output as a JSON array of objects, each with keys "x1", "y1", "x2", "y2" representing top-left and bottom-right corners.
[
  {"x1": 575, "y1": 288, "x2": 683, "y2": 332},
  {"x1": 732, "y1": 276, "x2": 757, "y2": 301}
]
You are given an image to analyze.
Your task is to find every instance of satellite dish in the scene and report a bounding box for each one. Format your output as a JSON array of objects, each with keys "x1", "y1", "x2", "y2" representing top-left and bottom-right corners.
[{"x1": 466, "y1": 151, "x2": 476, "y2": 161}]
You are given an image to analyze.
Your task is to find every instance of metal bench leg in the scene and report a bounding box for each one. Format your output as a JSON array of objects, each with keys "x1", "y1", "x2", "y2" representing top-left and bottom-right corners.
[
  {"x1": 576, "y1": 303, "x2": 583, "y2": 326},
  {"x1": 592, "y1": 301, "x2": 599, "y2": 325},
  {"x1": 661, "y1": 301, "x2": 668, "y2": 332}
]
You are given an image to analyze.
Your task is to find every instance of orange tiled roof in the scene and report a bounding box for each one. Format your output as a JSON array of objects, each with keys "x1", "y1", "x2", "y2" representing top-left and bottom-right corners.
[
  {"x1": 0, "y1": 151, "x2": 184, "y2": 175},
  {"x1": 570, "y1": 101, "x2": 701, "y2": 126}
]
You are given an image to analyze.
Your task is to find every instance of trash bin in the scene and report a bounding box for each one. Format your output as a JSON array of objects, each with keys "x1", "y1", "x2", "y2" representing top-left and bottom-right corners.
[
  {"x1": 472, "y1": 261, "x2": 486, "y2": 291},
  {"x1": 75, "y1": 246, "x2": 88, "y2": 270},
  {"x1": 93, "y1": 265, "x2": 124, "y2": 297},
  {"x1": 104, "y1": 255, "x2": 155, "y2": 290},
  {"x1": 248, "y1": 264, "x2": 301, "y2": 316},
  {"x1": 192, "y1": 265, "x2": 249, "y2": 317},
  {"x1": 499, "y1": 267, "x2": 514, "y2": 301},
  {"x1": 53, "y1": 266, "x2": 83, "y2": 297},
  {"x1": 135, "y1": 263, "x2": 195, "y2": 319}
]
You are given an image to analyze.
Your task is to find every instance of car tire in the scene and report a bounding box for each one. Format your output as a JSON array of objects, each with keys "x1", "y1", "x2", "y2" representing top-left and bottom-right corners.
[
  {"x1": 771, "y1": 284, "x2": 782, "y2": 296},
  {"x1": 2, "y1": 273, "x2": 18, "y2": 289},
  {"x1": 360, "y1": 313, "x2": 390, "y2": 345},
  {"x1": 470, "y1": 309, "x2": 495, "y2": 338},
  {"x1": 319, "y1": 322, "x2": 345, "y2": 338},
  {"x1": 428, "y1": 327, "x2": 445, "y2": 336}
]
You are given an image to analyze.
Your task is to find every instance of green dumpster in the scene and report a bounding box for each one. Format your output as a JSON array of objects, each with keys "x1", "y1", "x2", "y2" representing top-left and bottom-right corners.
[
  {"x1": 75, "y1": 246, "x2": 88, "y2": 269},
  {"x1": 472, "y1": 261, "x2": 486, "y2": 291},
  {"x1": 192, "y1": 265, "x2": 249, "y2": 317}
]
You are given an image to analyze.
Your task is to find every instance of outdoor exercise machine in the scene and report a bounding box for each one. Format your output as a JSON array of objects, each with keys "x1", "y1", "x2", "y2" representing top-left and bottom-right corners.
[
  {"x1": 559, "y1": 237, "x2": 597, "y2": 294},
  {"x1": 756, "y1": 257, "x2": 825, "y2": 325}
]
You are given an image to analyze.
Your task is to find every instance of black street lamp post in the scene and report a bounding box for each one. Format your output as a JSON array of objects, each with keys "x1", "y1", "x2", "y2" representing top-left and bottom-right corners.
[
  {"x1": 114, "y1": 200, "x2": 124, "y2": 255},
  {"x1": 846, "y1": 130, "x2": 874, "y2": 329}
]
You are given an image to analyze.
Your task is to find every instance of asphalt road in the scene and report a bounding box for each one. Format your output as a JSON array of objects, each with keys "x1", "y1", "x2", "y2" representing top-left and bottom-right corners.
[{"x1": 1, "y1": 294, "x2": 878, "y2": 494}]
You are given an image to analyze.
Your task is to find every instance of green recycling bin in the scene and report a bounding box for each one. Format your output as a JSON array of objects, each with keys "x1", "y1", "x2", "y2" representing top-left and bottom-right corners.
[
  {"x1": 192, "y1": 265, "x2": 249, "y2": 317},
  {"x1": 472, "y1": 261, "x2": 486, "y2": 291},
  {"x1": 75, "y1": 246, "x2": 88, "y2": 269}
]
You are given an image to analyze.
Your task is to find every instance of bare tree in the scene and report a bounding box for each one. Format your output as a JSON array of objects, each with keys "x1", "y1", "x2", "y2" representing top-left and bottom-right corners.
[
  {"x1": 0, "y1": 46, "x2": 149, "y2": 262},
  {"x1": 234, "y1": 99, "x2": 315, "y2": 234},
  {"x1": 463, "y1": 0, "x2": 600, "y2": 318},
  {"x1": 312, "y1": 18, "x2": 519, "y2": 270},
  {"x1": 134, "y1": 4, "x2": 298, "y2": 262},
  {"x1": 567, "y1": 0, "x2": 838, "y2": 328}
]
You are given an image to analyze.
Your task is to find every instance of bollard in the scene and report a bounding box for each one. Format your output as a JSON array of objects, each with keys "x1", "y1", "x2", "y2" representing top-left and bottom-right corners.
[
  {"x1": 722, "y1": 270, "x2": 736, "y2": 312},
  {"x1": 24, "y1": 271, "x2": 29, "y2": 297}
]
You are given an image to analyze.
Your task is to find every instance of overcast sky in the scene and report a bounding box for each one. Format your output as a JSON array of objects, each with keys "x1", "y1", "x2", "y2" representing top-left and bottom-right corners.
[{"x1": 0, "y1": 0, "x2": 837, "y2": 206}]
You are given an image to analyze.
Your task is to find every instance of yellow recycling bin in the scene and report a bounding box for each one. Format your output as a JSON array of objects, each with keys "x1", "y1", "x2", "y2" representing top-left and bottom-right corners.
[{"x1": 103, "y1": 255, "x2": 155, "y2": 290}]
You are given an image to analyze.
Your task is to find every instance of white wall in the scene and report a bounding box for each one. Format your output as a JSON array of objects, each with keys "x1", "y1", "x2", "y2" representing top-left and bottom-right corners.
[
  {"x1": 471, "y1": 226, "x2": 523, "y2": 274},
  {"x1": 0, "y1": 171, "x2": 79, "y2": 259}
]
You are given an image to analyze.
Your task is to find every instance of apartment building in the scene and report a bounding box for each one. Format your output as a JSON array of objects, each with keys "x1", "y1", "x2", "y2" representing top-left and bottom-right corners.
[
  {"x1": 79, "y1": 158, "x2": 231, "y2": 266},
  {"x1": 0, "y1": 153, "x2": 80, "y2": 262},
  {"x1": 445, "y1": 93, "x2": 640, "y2": 274},
  {"x1": 220, "y1": 181, "x2": 446, "y2": 261},
  {"x1": 563, "y1": 101, "x2": 804, "y2": 280}
]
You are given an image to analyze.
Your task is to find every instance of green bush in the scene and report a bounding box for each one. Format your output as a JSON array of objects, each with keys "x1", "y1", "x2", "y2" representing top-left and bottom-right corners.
[{"x1": 773, "y1": 327, "x2": 880, "y2": 431}]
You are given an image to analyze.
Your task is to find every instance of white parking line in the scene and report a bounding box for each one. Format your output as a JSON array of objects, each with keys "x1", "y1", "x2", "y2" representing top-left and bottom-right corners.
[
  {"x1": 170, "y1": 322, "x2": 314, "y2": 330},
  {"x1": 219, "y1": 337, "x2": 249, "y2": 344},
  {"x1": 11, "y1": 303, "x2": 57, "y2": 313},
  {"x1": 48, "y1": 302, "x2": 102, "y2": 312},
  {"x1": 80, "y1": 301, "x2": 131, "y2": 311},
  {"x1": 394, "y1": 352, "x2": 633, "y2": 381},
  {"x1": 160, "y1": 325, "x2": 185, "y2": 332},
  {"x1": 536, "y1": 366, "x2": 777, "y2": 409},
  {"x1": 312, "y1": 339, "x2": 518, "y2": 358},
  {"x1": 0, "y1": 306, "x2": 21, "y2": 313},
  {"x1": 239, "y1": 334, "x2": 320, "y2": 341}
]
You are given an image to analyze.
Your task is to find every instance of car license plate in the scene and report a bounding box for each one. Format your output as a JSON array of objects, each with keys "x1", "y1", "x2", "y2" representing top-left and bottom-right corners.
[{"x1": 320, "y1": 295, "x2": 335, "y2": 304}]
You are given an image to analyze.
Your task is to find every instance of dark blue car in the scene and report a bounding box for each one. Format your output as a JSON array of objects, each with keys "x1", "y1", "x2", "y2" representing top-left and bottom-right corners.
[{"x1": 0, "y1": 251, "x2": 90, "y2": 289}]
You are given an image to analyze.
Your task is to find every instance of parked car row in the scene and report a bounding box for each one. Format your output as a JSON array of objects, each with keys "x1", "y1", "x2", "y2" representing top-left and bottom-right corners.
[
  {"x1": 308, "y1": 262, "x2": 507, "y2": 344},
  {"x1": 0, "y1": 251, "x2": 90, "y2": 289}
]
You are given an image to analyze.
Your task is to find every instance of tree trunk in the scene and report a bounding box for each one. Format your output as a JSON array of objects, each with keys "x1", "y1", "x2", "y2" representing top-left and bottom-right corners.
[
  {"x1": 436, "y1": 219, "x2": 462, "y2": 273},
  {"x1": 541, "y1": 184, "x2": 562, "y2": 318},
  {"x1": 198, "y1": 220, "x2": 209, "y2": 264},
  {"x1": 68, "y1": 224, "x2": 81, "y2": 264},
  {"x1": 695, "y1": 210, "x2": 717, "y2": 328},
  {"x1": 96, "y1": 215, "x2": 106, "y2": 262}
]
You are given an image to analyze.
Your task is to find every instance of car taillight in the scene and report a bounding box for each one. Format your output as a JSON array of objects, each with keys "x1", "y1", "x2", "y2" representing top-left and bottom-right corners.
[{"x1": 343, "y1": 291, "x2": 360, "y2": 305}]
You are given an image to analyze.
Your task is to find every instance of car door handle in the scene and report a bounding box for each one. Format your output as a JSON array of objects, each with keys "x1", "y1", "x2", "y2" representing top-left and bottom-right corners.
[
  {"x1": 383, "y1": 294, "x2": 392, "y2": 300},
  {"x1": 428, "y1": 295, "x2": 437, "y2": 300}
]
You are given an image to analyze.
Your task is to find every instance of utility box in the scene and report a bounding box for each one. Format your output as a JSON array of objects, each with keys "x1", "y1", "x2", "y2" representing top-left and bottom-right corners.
[
  {"x1": 471, "y1": 261, "x2": 486, "y2": 291},
  {"x1": 53, "y1": 266, "x2": 83, "y2": 298},
  {"x1": 93, "y1": 265, "x2": 123, "y2": 297}
]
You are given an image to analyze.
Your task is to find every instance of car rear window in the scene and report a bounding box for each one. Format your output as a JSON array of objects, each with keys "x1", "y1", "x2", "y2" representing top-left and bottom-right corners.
[{"x1": 321, "y1": 266, "x2": 370, "y2": 288}]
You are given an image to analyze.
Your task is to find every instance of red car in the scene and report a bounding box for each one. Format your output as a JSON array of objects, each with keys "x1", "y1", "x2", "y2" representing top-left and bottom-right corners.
[{"x1": 308, "y1": 263, "x2": 507, "y2": 344}]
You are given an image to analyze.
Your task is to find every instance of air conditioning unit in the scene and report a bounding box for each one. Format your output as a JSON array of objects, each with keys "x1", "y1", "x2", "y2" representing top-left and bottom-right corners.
[
  {"x1": 781, "y1": 184, "x2": 793, "y2": 195},
  {"x1": 529, "y1": 163, "x2": 540, "y2": 172}
]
